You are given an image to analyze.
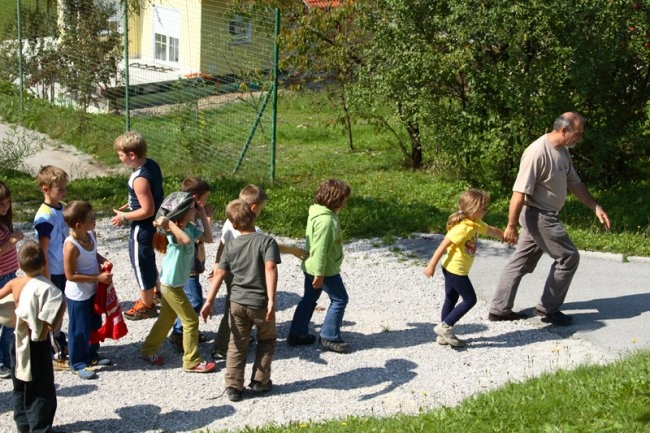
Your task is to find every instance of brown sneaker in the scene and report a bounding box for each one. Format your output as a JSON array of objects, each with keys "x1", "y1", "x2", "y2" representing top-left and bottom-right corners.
[
  {"x1": 124, "y1": 300, "x2": 158, "y2": 320},
  {"x1": 52, "y1": 358, "x2": 69, "y2": 371}
]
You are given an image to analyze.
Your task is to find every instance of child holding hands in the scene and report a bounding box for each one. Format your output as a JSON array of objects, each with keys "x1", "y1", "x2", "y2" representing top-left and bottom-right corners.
[
  {"x1": 424, "y1": 188, "x2": 504, "y2": 347},
  {"x1": 63, "y1": 201, "x2": 113, "y2": 379},
  {"x1": 141, "y1": 191, "x2": 215, "y2": 373}
]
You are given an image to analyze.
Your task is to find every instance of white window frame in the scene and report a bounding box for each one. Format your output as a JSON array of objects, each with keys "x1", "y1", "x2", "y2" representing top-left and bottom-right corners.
[{"x1": 152, "y1": 5, "x2": 180, "y2": 65}]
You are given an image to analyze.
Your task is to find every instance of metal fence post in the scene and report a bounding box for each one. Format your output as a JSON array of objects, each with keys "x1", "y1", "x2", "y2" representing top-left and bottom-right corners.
[
  {"x1": 16, "y1": 0, "x2": 24, "y2": 117},
  {"x1": 123, "y1": 0, "x2": 130, "y2": 131},
  {"x1": 270, "y1": 8, "x2": 280, "y2": 183}
]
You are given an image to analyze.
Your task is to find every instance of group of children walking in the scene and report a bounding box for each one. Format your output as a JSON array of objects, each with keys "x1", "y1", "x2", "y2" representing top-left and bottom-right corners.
[{"x1": 0, "y1": 128, "x2": 502, "y2": 432}]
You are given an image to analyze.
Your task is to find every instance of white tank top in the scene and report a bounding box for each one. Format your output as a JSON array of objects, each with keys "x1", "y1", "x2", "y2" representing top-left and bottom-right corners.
[{"x1": 64, "y1": 231, "x2": 98, "y2": 301}]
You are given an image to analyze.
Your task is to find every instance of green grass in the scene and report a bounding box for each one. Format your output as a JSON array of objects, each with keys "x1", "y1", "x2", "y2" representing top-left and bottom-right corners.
[
  {"x1": 2, "y1": 87, "x2": 650, "y2": 433},
  {"x1": 201, "y1": 351, "x2": 650, "y2": 433},
  {"x1": 1, "y1": 88, "x2": 648, "y2": 256}
]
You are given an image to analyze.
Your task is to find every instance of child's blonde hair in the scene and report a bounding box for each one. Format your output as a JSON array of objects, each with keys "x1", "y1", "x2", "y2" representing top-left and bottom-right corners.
[
  {"x1": 113, "y1": 131, "x2": 148, "y2": 158},
  {"x1": 226, "y1": 199, "x2": 257, "y2": 231},
  {"x1": 239, "y1": 184, "x2": 268, "y2": 206},
  {"x1": 63, "y1": 201, "x2": 93, "y2": 228},
  {"x1": 0, "y1": 181, "x2": 13, "y2": 231},
  {"x1": 36, "y1": 165, "x2": 68, "y2": 189},
  {"x1": 446, "y1": 188, "x2": 490, "y2": 230},
  {"x1": 18, "y1": 240, "x2": 46, "y2": 277}
]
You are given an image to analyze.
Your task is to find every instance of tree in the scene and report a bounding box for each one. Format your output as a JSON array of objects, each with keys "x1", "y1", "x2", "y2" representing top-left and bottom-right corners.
[
  {"x1": 280, "y1": 1, "x2": 364, "y2": 151},
  {"x1": 353, "y1": 0, "x2": 649, "y2": 187},
  {"x1": 57, "y1": 0, "x2": 122, "y2": 111}
]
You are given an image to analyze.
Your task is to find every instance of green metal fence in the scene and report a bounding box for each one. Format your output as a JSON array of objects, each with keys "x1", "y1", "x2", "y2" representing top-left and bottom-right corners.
[{"x1": 3, "y1": 0, "x2": 279, "y2": 181}]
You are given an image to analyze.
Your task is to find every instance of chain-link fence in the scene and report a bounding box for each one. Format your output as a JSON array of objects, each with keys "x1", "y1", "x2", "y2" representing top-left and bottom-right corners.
[{"x1": 1, "y1": 1, "x2": 279, "y2": 181}]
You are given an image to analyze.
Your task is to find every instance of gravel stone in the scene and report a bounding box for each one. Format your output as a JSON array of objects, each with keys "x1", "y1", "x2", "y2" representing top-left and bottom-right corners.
[{"x1": 0, "y1": 220, "x2": 614, "y2": 433}]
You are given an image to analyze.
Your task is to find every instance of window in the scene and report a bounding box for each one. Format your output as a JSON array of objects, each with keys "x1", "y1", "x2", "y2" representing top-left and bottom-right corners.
[
  {"x1": 154, "y1": 33, "x2": 179, "y2": 62},
  {"x1": 153, "y1": 6, "x2": 180, "y2": 64},
  {"x1": 169, "y1": 37, "x2": 179, "y2": 63},
  {"x1": 228, "y1": 15, "x2": 252, "y2": 44},
  {"x1": 154, "y1": 34, "x2": 167, "y2": 61}
]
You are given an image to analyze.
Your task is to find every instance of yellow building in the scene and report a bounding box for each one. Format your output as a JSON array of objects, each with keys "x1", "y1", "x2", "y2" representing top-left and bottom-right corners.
[{"x1": 125, "y1": 0, "x2": 275, "y2": 79}]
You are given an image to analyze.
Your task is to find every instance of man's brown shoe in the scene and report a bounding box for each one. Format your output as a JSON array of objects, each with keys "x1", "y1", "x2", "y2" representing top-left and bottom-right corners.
[{"x1": 488, "y1": 311, "x2": 528, "y2": 322}]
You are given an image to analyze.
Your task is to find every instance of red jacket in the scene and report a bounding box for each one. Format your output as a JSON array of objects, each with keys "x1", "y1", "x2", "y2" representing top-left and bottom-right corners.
[{"x1": 90, "y1": 263, "x2": 128, "y2": 344}]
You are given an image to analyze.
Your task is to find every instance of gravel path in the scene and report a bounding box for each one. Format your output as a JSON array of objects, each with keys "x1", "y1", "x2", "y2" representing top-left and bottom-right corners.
[{"x1": 0, "y1": 220, "x2": 615, "y2": 433}]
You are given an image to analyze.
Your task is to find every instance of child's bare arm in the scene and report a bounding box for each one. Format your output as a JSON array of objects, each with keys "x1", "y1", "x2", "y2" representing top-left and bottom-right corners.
[
  {"x1": 154, "y1": 217, "x2": 191, "y2": 244},
  {"x1": 0, "y1": 279, "x2": 14, "y2": 299},
  {"x1": 215, "y1": 241, "x2": 225, "y2": 263},
  {"x1": 278, "y1": 244, "x2": 308, "y2": 260},
  {"x1": 112, "y1": 178, "x2": 154, "y2": 226},
  {"x1": 208, "y1": 241, "x2": 226, "y2": 281},
  {"x1": 424, "y1": 238, "x2": 452, "y2": 277},
  {"x1": 196, "y1": 206, "x2": 214, "y2": 243},
  {"x1": 38, "y1": 236, "x2": 52, "y2": 280},
  {"x1": 0, "y1": 230, "x2": 24, "y2": 258},
  {"x1": 265, "y1": 261, "x2": 278, "y2": 322},
  {"x1": 486, "y1": 226, "x2": 505, "y2": 241},
  {"x1": 200, "y1": 268, "x2": 226, "y2": 322}
]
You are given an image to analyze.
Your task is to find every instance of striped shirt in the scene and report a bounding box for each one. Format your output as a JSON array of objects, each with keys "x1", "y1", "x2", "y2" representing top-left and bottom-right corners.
[{"x1": 0, "y1": 225, "x2": 19, "y2": 276}]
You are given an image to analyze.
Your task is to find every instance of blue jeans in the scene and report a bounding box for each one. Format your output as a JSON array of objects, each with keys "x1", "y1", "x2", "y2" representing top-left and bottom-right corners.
[
  {"x1": 0, "y1": 271, "x2": 16, "y2": 366},
  {"x1": 67, "y1": 297, "x2": 101, "y2": 371},
  {"x1": 173, "y1": 275, "x2": 203, "y2": 335},
  {"x1": 290, "y1": 272, "x2": 349, "y2": 342}
]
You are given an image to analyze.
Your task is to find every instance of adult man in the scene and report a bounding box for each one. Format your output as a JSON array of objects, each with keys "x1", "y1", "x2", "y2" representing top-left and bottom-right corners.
[{"x1": 489, "y1": 112, "x2": 611, "y2": 326}]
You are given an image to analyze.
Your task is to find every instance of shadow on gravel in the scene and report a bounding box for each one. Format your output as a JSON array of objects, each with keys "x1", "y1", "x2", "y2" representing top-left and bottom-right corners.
[
  {"x1": 273, "y1": 321, "x2": 435, "y2": 364},
  {"x1": 469, "y1": 329, "x2": 555, "y2": 348},
  {"x1": 543, "y1": 293, "x2": 650, "y2": 338},
  {"x1": 91, "y1": 341, "x2": 192, "y2": 373},
  {"x1": 58, "y1": 403, "x2": 233, "y2": 433},
  {"x1": 276, "y1": 358, "x2": 418, "y2": 400},
  {"x1": 0, "y1": 389, "x2": 11, "y2": 414},
  {"x1": 355, "y1": 322, "x2": 437, "y2": 350},
  {"x1": 57, "y1": 384, "x2": 98, "y2": 397}
]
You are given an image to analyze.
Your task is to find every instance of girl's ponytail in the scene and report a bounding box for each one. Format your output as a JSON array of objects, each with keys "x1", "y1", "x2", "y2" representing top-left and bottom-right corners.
[{"x1": 446, "y1": 211, "x2": 464, "y2": 230}]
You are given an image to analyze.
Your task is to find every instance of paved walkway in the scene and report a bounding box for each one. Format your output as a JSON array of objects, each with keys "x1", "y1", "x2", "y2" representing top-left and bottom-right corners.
[
  {"x1": 0, "y1": 120, "x2": 120, "y2": 179},
  {"x1": 397, "y1": 235, "x2": 650, "y2": 354},
  {"x1": 3, "y1": 118, "x2": 649, "y2": 355}
]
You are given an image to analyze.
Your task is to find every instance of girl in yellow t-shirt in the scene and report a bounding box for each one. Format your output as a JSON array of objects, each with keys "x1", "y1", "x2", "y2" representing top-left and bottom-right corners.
[{"x1": 424, "y1": 189, "x2": 504, "y2": 347}]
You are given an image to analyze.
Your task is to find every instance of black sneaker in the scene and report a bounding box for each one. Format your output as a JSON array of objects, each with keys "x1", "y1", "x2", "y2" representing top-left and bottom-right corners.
[
  {"x1": 287, "y1": 332, "x2": 316, "y2": 347},
  {"x1": 249, "y1": 380, "x2": 272, "y2": 393},
  {"x1": 225, "y1": 387, "x2": 243, "y2": 402},
  {"x1": 319, "y1": 337, "x2": 350, "y2": 353},
  {"x1": 169, "y1": 332, "x2": 183, "y2": 352},
  {"x1": 534, "y1": 308, "x2": 573, "y2": 326},
  {"x1": 488, "y1": 311, "x2": 528, "y2": 322}
]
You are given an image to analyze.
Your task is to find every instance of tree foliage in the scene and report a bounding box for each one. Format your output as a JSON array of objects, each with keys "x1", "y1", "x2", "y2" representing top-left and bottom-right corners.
[
  {"x1": 57, "y1": 0, "x2": 122, "y2": 111},
  {"x1": 282, "y1": 0, "x2": 650, "y2": 189},
  {"x1": 280, "y1": 1, "x2": 363, "y2": 151}
]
